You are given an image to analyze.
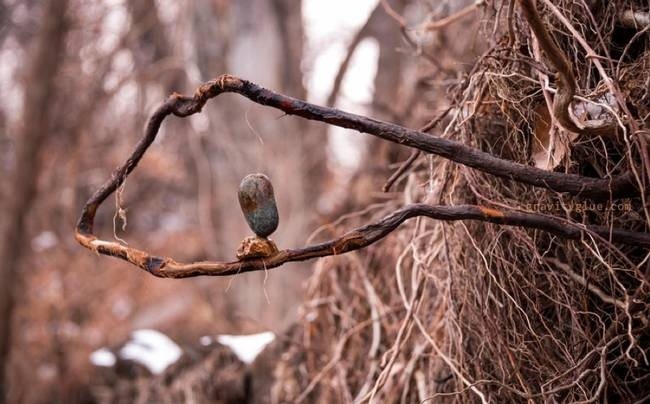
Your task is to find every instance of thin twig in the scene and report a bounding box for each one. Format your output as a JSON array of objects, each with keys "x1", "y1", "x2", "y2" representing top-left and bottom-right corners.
[
  {"x1": 383, "y1": 107, "x2": 453, "y2": 192},
  {"x1": 425, "y1": 1, "x2": 482, "y2": 31}
]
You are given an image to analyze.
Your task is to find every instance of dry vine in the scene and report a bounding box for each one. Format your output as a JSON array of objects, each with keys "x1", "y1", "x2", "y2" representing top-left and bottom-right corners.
[{"x1": 76, "y1": 75, "x2": 646, "y2": 277}]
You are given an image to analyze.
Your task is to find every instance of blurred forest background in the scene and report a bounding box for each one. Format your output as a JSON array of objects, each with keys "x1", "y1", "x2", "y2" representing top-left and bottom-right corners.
[
  {"x1": 1, "y1": 0, "x2": 649, "y2": 403},
  {"x1": 0, "y1": 0, "x2": 420, "y2": 401}
]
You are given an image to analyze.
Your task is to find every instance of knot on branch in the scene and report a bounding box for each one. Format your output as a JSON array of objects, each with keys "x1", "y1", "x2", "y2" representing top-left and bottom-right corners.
[
  {"x1": 236, "y1": 236, "x2": 279, "y2": 260},
  {"x1": 171, "y1": 74, "x2": 244, "y2": 117}
]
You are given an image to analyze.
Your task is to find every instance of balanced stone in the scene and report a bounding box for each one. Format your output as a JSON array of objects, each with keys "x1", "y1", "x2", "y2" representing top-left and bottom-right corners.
[{"x1": 238, "y1": 173, "x2": 279, "y2": 238}]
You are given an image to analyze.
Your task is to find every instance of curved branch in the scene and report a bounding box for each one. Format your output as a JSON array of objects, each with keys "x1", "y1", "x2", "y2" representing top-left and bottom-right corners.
[
  {"x1": 518, "y1": 0, "x2": 617, "y2": 137},
  {"x1": 76, "y1": 203, "x2": 650, "y2": 279},
  {"x1": 425, "y1": 1, "x2": 481, "y2": 31},
  {"x1": 184, "y1": 75, "x2": 630, "y2": 198},
  {"x1": 75, "y1": 74, "x2": 645, "y2": 278},
  {"x1": 382, "y1": 150, "x2": 420, "y2": 192}
]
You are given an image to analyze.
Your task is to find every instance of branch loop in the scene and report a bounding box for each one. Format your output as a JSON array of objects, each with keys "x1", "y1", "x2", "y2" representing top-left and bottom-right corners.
[{"x1": 75, "y1": 75, "x2": 646, "y2": 278}]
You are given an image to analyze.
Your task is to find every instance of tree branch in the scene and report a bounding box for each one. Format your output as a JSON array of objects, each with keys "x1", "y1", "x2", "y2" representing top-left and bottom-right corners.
[
  {"x1": 76, "y1": 203, "x2": 650, "y2": 279},
  {"x1": 187, "y1": 75, "x2": 631, "y2": 198},
  {"x1": 518, "y1": 0, "x2": 618, "y2": 137},
  {"x1": 75, "y1": 74, "x2": 645, "y2": 278},
  {"x1": 425, "y1": 1, "x2": 481, "y2": 31}
]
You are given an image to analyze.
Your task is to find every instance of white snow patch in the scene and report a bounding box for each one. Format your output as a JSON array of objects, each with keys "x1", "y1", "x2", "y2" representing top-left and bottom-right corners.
[
  {"x1": 119, "y1": 329, "x2": 182, "y2": 374},
  {"x1": 217, "y1": 332, "x2": 275, "y2": 364},
  {"x1": 90, "y1": 348, "x2": 116, "y2": 367}
]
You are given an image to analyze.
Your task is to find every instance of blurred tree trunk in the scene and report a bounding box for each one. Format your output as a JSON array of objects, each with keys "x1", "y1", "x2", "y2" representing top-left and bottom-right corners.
[
  {"x1": 0, "y1": 1, "x2": 8, "y2": 44},
  {"x1": 0, "y1": 0, "x2": 69, "y2": 401},
  {"x1": 206, "y1": 0, "x2": 319, "y2": 326},
  {"x1": 270, "y1": 0, "x2": 307, "y2": 100},
  {"x1": 345, "y1": 0, "x2": 409, "y2": 208},
  {"x1": 367, "y1": 0, "x2": 407, "y2": 166},
  {"x1": 190, "y1": 0, "x2": 230, "y2": 263},
  {"x1": 128, "y1": 0, "x2": 184, "y2": 92}
]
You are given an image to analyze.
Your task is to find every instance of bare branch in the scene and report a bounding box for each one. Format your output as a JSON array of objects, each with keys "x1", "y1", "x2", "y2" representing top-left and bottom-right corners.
[
  {"x1": 75, "y1": 75, "x2": 646, "y2": 278},
  {"x1": 425, "y1": 1, "x2": 481, "y2": 31},
  {"x1": 518, "y1": 0, "x2": 617, "y2": 137},
  {"x1": 77, "y1": 202, "x2": 650, "y2": 278},
  {"x1": 383, "y1": 107, "x2": 452, "y2": 192},
  {"x1": 382, "y1": 150, "x2": 420, "y2": 192},
  {"x1": 198, "y1": 76, "x2": 632, "y2": 198}
]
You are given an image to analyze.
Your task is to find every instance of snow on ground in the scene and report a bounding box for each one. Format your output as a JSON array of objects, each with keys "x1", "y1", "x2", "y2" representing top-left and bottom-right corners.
[
  {"x1": 89, "y1": 347, "x2": 116, "y2": 367},
  {"x1": 90, "y1": 330, "x2": 275, "y2": 371},
  {"x1": 118, "y1": 329, "x2": 182, "y2": 374},
  {"x1": 214, "y1": 332, "x2": 276, "y2": 364}
]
